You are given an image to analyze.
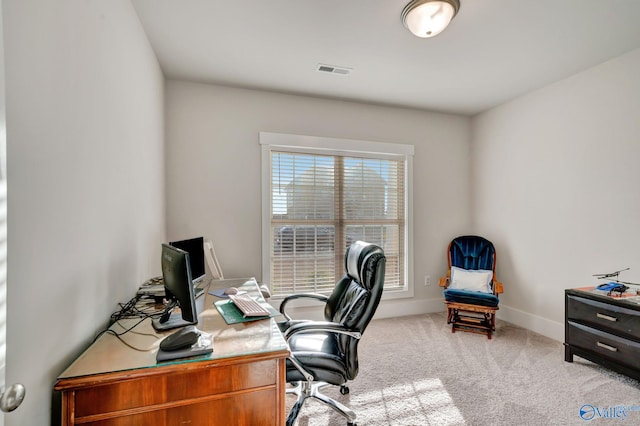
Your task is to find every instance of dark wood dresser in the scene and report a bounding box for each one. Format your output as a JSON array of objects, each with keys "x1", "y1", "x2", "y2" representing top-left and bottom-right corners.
[{"x1": 565, "y1": 287, "x2": 640, "y2": 381}]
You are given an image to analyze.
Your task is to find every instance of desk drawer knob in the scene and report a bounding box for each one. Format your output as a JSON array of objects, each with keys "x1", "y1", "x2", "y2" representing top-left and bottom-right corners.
[
  {"x1": 596, "y1": 313, "x2": 618, "y2": 322},
  {"x1": 596, "y1": 341, "x2": 618, "y2": 352}
]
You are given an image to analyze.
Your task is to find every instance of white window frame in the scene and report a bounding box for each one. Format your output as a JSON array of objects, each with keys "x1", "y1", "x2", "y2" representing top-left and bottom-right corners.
[{"x1": 260, "y1": 132, "x2": 414, "y2": 301}]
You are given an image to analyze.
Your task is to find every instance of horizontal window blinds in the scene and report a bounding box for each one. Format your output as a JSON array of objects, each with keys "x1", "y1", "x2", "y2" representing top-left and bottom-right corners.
[{"x1": 270, "y1": 151, "x2": 405, "y2": 296}]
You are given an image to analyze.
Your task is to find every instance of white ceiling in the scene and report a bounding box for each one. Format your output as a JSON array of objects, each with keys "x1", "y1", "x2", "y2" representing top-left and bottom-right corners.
[{"x1": 131, "y1": 0, "x2": 640, "y2": 116}]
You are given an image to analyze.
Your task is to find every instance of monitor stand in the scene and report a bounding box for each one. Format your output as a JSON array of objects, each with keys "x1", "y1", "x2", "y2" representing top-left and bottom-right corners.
[
  {"x1": 152, "y1": 312, "x2": 196, "y2": 331},
  {"x1": 193, "y1": 280, "x2": 207, "y2": 299}
]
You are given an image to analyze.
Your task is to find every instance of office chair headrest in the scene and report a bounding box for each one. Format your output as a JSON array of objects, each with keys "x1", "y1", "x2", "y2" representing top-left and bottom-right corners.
[{"x1": 345, "y1": 241, "x2": 383, "y2": 289}]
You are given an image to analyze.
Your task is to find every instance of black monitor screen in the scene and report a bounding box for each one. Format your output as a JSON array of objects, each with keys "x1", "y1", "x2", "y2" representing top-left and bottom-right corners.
[
  {"x1": 152, "y1": 244, "x2": 198, "y2": 331},
  {"x1": 170, "y1": 236, "x2": 205, "y2": 283}
]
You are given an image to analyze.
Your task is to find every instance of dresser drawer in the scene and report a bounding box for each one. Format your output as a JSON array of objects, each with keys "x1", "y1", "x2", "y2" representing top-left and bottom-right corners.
[
  {"x1": 567, "y1": 295, "x2": 640, "y2": 339},
  {"x1": 567, "y1": 321, "x2": 640, "y2": 368}
]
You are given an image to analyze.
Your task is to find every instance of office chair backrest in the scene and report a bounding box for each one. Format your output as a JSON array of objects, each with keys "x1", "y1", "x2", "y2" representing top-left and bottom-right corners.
[
  {"x1": 449, "y1": 235, "x2": 495, "y2": 272},
  {"x1": 324, "y1": 241, "x2": 385, "y2": 379}
]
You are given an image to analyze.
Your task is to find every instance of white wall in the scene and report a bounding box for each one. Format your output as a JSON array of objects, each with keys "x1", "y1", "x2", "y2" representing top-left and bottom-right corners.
[
  {"x1": 472, "y1": 48, "x2": 640, "y2": 341},
  {"x1": 165, "y1": 81, "x2": 472, "y2": 317},
  {"x1": 0, "y1": 4, "x2": 6, "y2": 426},
  {"x1": 3, "y1": 1, "x2": 165, "y2": 424}
]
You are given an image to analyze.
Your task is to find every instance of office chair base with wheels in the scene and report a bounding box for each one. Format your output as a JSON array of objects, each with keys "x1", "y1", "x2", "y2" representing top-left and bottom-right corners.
[{"x1": 286, "y1": 381, "x2": 357, "y2": 426}]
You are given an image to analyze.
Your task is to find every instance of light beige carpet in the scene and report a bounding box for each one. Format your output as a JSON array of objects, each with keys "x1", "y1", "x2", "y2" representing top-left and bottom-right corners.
[{"x1": 286, "y1": 313, "x2": 640, "y2": 425}]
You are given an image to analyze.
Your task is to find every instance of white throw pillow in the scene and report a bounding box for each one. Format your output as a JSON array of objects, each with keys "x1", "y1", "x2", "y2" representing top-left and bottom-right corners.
[{"x1": 449, "y1": 266, "x2": 493, "y2": 293}]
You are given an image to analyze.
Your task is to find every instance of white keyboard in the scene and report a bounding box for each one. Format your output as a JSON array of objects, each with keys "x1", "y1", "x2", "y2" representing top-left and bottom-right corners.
[{"x1": 229, "y1": 293, "x2": 271, "y2": 317}]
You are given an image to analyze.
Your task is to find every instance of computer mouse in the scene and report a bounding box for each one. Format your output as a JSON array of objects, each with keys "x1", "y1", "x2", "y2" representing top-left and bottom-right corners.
[
  {"x1": 224, "y1": 287, "x2": 239, "y2": 295},
  {"x1": 159, "y1": 325, "x2": 200, "y2": 351},
  {"x1": 259, "y1": 284, "x2": 272, "y2": 299}
]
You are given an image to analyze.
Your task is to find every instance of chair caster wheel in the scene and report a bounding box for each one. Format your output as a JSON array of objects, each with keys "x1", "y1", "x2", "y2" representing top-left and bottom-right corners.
[{"x1": 340, "y1": 385, "x2": 349, "y2": 395}]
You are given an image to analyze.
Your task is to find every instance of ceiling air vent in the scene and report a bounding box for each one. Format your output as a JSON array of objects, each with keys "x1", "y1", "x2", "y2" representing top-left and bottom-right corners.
[{"x1": 317, "y1": 63, "x2": 352, "y2": 76}]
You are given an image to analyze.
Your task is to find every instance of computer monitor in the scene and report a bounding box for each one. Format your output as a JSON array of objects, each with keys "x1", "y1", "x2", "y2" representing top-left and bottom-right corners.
[
  {"x1": 152, "y1": 244, "x2": 198, "y2": 331},
  {"x1": 170, "y1": 236, "x2": 205, "y2": 283}
]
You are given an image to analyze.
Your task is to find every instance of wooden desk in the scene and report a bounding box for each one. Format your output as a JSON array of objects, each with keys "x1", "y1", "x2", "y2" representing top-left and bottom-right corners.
[{"x1": 55, "y1": 278, "x2": 289, "y2": 425}]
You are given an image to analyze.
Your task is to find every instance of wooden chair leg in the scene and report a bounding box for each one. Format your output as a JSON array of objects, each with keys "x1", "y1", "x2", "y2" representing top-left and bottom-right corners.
[
  {"x1": 445, "y1": 304, "x2": 498, "y2": 338},
  {"x1": 447, "y1": 307, "x2": 455, "y2": 324}
]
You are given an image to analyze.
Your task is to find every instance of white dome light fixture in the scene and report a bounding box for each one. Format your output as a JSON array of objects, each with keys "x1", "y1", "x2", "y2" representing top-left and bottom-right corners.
[{"x1": 402, "y1": 0, "x2": 460, "y2": 38}]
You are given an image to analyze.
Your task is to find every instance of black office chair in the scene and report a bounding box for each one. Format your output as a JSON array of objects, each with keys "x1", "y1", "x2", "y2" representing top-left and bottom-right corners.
[{"x1": 278, "y1": 241, "x2": 385, "y2": 426}]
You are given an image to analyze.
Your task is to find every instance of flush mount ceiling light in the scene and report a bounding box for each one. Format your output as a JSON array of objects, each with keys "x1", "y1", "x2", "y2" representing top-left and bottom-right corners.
[{"x1": 402, "y1": 0, "x2": 460, "y2": 38}]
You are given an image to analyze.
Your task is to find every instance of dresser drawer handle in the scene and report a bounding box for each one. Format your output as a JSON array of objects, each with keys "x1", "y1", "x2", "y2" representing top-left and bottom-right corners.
[
  {"x1": 596, "y1": 341, "x2": 618, "y2": 352},
  {"x1": 596, "y1": 313, "x2": 618, "y2": 322}
]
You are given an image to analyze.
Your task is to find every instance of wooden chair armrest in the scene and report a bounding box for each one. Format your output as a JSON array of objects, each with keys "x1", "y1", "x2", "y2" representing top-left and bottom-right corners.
[
  {"x1": 438, "y1": 276, "x2": 449, "y2": 288},
  {"x1": 494, "y1": 280, "x2": 504, "y2": 294}
]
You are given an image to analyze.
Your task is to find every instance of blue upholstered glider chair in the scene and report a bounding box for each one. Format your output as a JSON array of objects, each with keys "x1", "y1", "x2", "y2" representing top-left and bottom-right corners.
[{"x1": 438, "y1": 235, "x2": 504, "y2": 339}]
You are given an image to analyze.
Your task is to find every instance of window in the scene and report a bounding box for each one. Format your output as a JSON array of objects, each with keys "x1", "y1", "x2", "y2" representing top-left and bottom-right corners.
[{"x1": 261, "y1": 133, "x2": 414, "y2": 299}]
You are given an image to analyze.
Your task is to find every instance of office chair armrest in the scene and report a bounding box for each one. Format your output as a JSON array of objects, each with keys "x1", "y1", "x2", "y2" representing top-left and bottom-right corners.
[
  {"x1": 494, "y1": 280, "x2": 504, "y2": 294},
  {"x1": 287, "y1": 353, "x2": 315, "y2": 382},
  {"x1": 279, "y1": 293, "x2": 329, "y2": 321},
  {"x1": 283, "y1": 320, "x2": 362, "y2": 340}
]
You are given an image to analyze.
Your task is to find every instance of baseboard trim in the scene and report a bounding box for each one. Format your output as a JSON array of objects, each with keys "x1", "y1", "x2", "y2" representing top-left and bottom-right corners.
[
  {"x1": 496, "y1": 304, "x2": 564, "y2": 342},
  {"x1": 273, "y1": 296, "x2": 564, "y2": 342},
  {"x1": 374, "y1": 297, "x2": 444, "y2": 319},
  {"x1": 375, "y1": 299, "x2": 565, "y2": 342},
  {"x1": 278, "y1": 297, "x2": 445, "y2": 322}
]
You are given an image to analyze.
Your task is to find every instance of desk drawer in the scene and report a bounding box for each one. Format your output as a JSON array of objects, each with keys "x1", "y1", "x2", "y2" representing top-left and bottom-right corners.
[
  {"x1": 74, "y1": 359, "x2": 277, "y2": 418},
  {"x1": 82, "y1": 388, "x2": 277, "y2": 426},
  {"x1": 567, "y1": 295, "x2": 640, "y2": 338},
  {"x1": 567, "y1": 321, "x2": 640, "y2": 368}
]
